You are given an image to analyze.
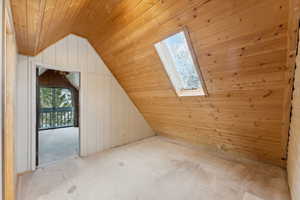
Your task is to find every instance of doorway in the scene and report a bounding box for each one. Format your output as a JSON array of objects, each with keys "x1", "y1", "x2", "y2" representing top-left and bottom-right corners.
[{"x1": 36, "y1": 67, "x2": 80, "y2": 166}]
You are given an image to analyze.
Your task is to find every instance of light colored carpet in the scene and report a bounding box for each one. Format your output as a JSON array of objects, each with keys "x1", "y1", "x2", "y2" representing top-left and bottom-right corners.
[
  {"x1": 19, "y1": 136, "x2": 290, "y2": 200},
  {"x1": 38, "y1": 127, "x2": 79, "y2": 165}
]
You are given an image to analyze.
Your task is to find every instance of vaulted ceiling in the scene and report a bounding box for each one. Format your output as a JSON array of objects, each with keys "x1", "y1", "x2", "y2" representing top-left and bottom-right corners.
[
  {"x1": 11, "y1": 0, "x2": 158, "y2": 55},
  {"x1": 11, "y1": 0, "x2": 89, "y2": 55},
  {"x1": 11, "y1": 0, "x2": 292, "y2": 166}
]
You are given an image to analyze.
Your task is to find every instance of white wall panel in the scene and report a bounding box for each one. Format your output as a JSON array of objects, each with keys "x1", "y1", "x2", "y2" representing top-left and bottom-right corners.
[
  {"x1": 16, "y1": 55, "x2": 30, "y2": 173},
  {"x1": 103, "y1": 75, "x2": 112, "y2": 149},
  {"x1": 41, "y1": 45, "x2": 55, "y2": 66},
  {"x1": 67, "y1": 34, "x2": 78, "y2": 68},
  {"x1": 16, "y1": 34, "x2": 154, "y2": 173},
  {"x1": 55, "y1": 38, "x2": 68, "y2": 67}
]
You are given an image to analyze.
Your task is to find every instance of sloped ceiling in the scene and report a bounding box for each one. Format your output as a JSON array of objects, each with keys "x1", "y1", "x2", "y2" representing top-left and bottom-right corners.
[
  {"x1": 11, "y1": 0, "x2": 291, "y2": 166},
  {"x1": 10, "y1": 0, "x2": 89, "y2": 55}
]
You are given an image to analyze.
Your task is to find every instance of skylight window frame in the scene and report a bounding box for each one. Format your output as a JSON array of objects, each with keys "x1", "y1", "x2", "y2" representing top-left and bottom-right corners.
[{"x1": 154, "y1": 27, "x2": 208, "y2": 97}]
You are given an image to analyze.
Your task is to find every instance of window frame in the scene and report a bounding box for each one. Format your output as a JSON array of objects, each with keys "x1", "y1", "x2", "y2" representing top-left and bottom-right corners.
[{"x1": 154, "y1": 27, "x2": 208, "y2": 97}]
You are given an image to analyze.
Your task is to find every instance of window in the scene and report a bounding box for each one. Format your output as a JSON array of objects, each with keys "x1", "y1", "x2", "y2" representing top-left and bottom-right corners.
[{"x1": 154, "y1": 29, "x2": 207, "y2": 96}]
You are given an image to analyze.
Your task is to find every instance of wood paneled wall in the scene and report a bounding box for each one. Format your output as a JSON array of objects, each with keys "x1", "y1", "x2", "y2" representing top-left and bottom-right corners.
[
  {"x1": 76, "y1": 0, "x2": 289, "y2": 166},
  {"x1": 11, "y1": 0, "x2": 293, "y2": 166},
  {"x1": 15, "y1": 34, "x2": 154, "y2": 173},
  {"x1": 4, "y1": 0, "x2": 18, "y2": 199}
]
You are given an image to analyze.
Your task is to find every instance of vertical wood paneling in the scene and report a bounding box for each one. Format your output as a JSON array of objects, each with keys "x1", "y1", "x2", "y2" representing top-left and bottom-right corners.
[
  {"x1": 41, "y1": 45, "x2": 55, "y2": 66},
  {"x1": 55, "y1": 38, "x2": 68, "y2": 67},
  {"x1": 97, "y1": 75, "x2": 105, "y2": 151},
  {"x1": 111, "y1": 78, "x2": 120, "y2": 147},
  {"x1": 16, "y1": 55, "x2": 30, "y2": 173},
  {"x1": 15, "y1": 34, "x2": 154, "y2": 173},
  {"x1": 103, "y1": 75, "x2": 112, "y2": 149},
  {"x1": 77, "y1": 36, "x2": 88, "y2": 156},
  {"x1": 4, "y1": 0, "x2": 18, "y2": 198},
  {"x1": 87, "y1": 42, "x2": 96, "y2": 73},
  {"x1": 86, "y1": 73, "x2": 98, "y2": 154},
  {"x1": 67, "y1": 34, "x2": 79, "y2": 68}
]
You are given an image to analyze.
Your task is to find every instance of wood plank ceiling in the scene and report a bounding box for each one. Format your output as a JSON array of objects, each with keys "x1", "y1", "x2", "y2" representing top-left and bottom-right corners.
[
  {"x1": 10, "y1": 0, "x2": 89, "y2": 55},
  {"x1": 11, "y1": 0, "x2": 292, "y2": 166}
]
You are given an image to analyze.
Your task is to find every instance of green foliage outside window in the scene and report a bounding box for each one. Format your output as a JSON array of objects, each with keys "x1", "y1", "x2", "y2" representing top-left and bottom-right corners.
[
  {"x1": 39, "y1": 87, "x2": 74, "y2": 129},
  {"x1": 40, "y1": 87, "x2": 73, "y2": 108}
]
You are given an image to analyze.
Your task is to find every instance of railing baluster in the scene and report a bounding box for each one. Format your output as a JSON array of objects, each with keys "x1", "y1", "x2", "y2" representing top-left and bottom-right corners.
[
  {"x1": 43, "y1": 113, "x2": 44, "y2": 128},
  {"x1": 39, "y1": 107, "x2": 74, "y2": 130},
  {"x1": 55, "y1": 111, "x2": 57, "y2": 127},
  {"x1": 47, "y1": 112, "x2": 49, "y2": 128},
  {"x1": 40, "y1": 113, "x2": 42, "y2": 129},
  {"x1": 60, "y1": 112, "x2": 62, "y2": 126},
  {"x1": 62, "y1": 112, "x2": 64, "y2": 126},
  {"x1": 58, "y1": 111, "x2": 60, "y2": 127},
  {"x1": 61, "y1": 112, "x2": 63, "y2": 126},
  {"x1": 44, "y1": 113, "x2": 46, "y2": 128},
  {"x1": 57, "y1": 111, "x2": 59, "y2": 127},
  {"x1": 50, "y1": 111, "x2": 52, "y2": 127},
  {"x1": 43, "y1": 113, "x2": 45, "y2": 128}
]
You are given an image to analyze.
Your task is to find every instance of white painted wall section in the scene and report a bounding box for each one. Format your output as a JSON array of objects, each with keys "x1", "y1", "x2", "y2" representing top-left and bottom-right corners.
[{"x1": 16, "y1": 34, "x2": 154, "y2": 173}]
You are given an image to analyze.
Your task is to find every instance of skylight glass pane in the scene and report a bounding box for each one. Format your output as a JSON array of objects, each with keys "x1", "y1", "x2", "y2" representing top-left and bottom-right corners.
[
  {"x1": 155, "y1": 29, "x2": 207, "y2": 96},
  {"x1": 163, "y1": 31, "x2": 201, "y2": 90}
]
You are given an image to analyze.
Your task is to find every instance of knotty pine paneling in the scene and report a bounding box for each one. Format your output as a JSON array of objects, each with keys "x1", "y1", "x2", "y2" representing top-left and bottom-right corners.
[
  {"x1": 78, "y1": 0, "x2": 289, "y2": 166},
  {"x1": 11, "y1": 0, "x2": 293, "y2": 166}
]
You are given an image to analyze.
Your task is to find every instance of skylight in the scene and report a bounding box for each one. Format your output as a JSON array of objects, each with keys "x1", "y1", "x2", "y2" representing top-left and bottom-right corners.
[{"x1": 154, "y1": 29, "x2": 207, "y2": 96}]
